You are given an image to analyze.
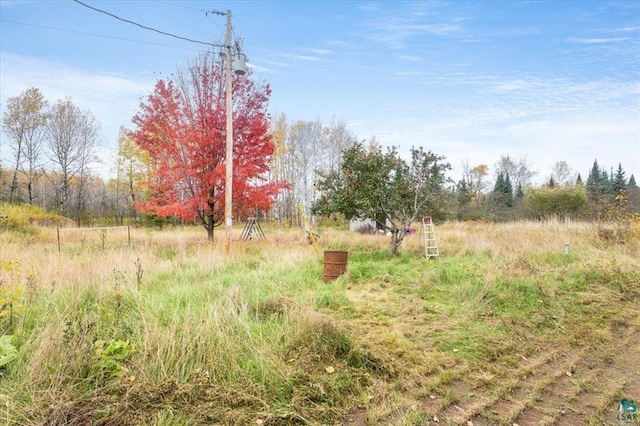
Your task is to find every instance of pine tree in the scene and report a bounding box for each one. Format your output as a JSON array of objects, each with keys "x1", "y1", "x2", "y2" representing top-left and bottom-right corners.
[
  {"x1": 492, "y1": 172, "x2": 513, "y2": 207},
  {"x1": 612, "y1": 163, "x2": 627, "y2": 195},
  {"x1": 604, "y1": 169, "x2": 615, "y2": 194},
  {"x1": 493, "y1": 172, "x2": 505, "y2": 194},
  {"x1": 629, "y1": 174, "x2": 637, "y2": 189},
  {"x1": 576, "y1": 173, "x2": 583, "y2": 185},
  {"x1": 456, "y1": 179, "x2": 472, "y2": 207},
  {"x1": 586, "y1": 160, "x2": 606, "y2": 200},
  {"x1": 504, "y1": 173, "x2": 514, "y2": 207}
]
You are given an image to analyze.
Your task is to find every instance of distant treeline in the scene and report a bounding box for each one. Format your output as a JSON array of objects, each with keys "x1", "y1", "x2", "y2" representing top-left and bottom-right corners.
[{"x1": 1, "y1": 87, "x2": 638, "y2": 226}]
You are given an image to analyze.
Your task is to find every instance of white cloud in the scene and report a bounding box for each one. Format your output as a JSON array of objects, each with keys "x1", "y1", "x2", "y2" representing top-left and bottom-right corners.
[
  {"x1": 279, "y1": 52, "x2": 330, "y2": 62},
  {"x1": 302, "y1": 48, "x2": 332, "y2": 55},
  {"x1": 0, "y1": 52, "x2": 156, "y2": 177},
  {"x1": 343, "y1": 73, "x2": 640, "y2": 184},
  {"x1": 493, "y1": 79, "x2": 543, "y2": 91},
  {"x1": 568, "y1": 37, "x2": 631, "y2": 44}
]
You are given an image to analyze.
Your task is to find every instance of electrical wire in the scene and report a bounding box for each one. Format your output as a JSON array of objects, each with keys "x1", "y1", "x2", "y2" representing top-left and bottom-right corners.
[
  {"x1": 71, "y1": 0, "x2": 222, "y2": 48},
  {"x1": 0, "y1": 19, "x2": 202, "y2": 52}
]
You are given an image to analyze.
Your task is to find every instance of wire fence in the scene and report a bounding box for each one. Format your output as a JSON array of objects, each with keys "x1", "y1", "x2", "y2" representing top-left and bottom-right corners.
[{"x1": 56, "y1": 225, "x2": 131, "y2": 252}]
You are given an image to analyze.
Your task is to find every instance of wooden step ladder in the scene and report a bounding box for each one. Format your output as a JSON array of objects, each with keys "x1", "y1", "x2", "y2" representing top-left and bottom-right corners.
[
  {"x1": 422, "y1": 216, "x2": 439, "y2": 259},
  {"x1": 240, "y1": 217, "x2": 265, "y2": 241}
]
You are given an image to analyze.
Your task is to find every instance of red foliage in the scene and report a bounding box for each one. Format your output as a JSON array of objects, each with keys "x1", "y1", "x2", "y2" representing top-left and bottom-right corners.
[{"x1": 130, "y1": 54, "x2": 286, "y2": 228}]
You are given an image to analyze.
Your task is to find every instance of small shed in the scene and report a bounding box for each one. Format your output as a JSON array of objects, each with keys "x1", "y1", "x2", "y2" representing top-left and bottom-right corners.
[{"x1": 349, "y1": 217, "x2": 389, "y2": 234}]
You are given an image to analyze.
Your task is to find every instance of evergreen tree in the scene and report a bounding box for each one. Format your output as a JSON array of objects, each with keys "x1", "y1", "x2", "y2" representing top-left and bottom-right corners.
[
  {"x1": 629, "y1": 174, "x2": 637, "y2": 189},
  {"x1": 576, "y1": 173, "x2": 582, "y2": 185},
  {"x1": 456, "y1": 179, "x2": 473, "y2": 207},
  {"x1": 504, "y1": 173, "x2": 514, "y2": 207},
  {"x1": 492, "y1": 172, "x2": 513, "y2": 208},
  {"x1": 493, "y1": 172, "x2": 505, "y2": 194},
  {"x1": 586, "y1": 160, "x2": 606, "y2": 200},
  {"x1": 612, "y1": 163, "x2": 627, "y2": 195},
  {"x1": 603, "y1": 169, "x2": 613, "y2": 194}
]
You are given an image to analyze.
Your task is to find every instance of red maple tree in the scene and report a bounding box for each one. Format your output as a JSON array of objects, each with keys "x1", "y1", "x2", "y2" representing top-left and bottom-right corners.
[{"x1": 130, "y1": 54, "x2": 286, "y2": 239}]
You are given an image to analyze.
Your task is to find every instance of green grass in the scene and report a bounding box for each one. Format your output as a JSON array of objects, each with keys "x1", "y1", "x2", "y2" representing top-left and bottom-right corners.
[{"x1": 0, "y1": 219, "x2": 639, "y2": 424}]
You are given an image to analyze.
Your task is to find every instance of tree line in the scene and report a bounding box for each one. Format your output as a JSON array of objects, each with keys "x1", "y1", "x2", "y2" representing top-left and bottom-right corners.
[
  {"x1": 1, "y1": 88, "x2": 101, "y2": 224},
  {"x1": 453, "y1": 157, "x2": 638, "y2": 222},
  {"x1": 2, "y1": 83, "x2": 638, "y2": 232}
]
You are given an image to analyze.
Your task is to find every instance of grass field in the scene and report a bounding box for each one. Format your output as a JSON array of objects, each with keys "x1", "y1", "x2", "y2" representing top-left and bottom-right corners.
[{"x1": 0, "y1": 217, "x2": 639, "y2": 425}]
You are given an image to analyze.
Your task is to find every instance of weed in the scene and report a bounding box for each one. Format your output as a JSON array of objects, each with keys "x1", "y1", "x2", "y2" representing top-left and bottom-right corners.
[
  {"x1": 134, "y1": 256, "x2": 144, "y2": 289},
  {"x1": 0, "y1": 335, "x2": 17, "y2": 372},
  {"x1": 0, "y1": 261, "x2": 24, "y2": 334},
  {"x1": 92, "y1": 339, "x2": 132, "y2": 383}
]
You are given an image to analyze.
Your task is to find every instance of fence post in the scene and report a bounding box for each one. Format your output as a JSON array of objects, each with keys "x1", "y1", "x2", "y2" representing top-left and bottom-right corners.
[
  {"x1": 57, "y1": 227, "x2": 61, "y2": 253},
  {"x1": 128, "y1": 225, "x2": 131, "y2": 247}
]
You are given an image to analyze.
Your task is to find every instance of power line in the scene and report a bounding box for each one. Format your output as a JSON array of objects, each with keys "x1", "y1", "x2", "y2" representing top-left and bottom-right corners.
[
  {"x1": 72, "y1": 0, "x2": 222, "y2": 48},
  {"x1": 153, "y1": 1, "x2": 226, "y2": 39},
  {"x1": 0, "y1": 19, "x2": 202, "y2": 52}
]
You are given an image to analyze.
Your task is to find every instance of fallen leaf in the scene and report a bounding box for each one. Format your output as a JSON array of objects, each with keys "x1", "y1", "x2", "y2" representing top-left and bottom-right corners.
[
  {"x1": 126, "y1": 375, "x2": 136, "y2": 382},
  {"x1": 325, "y1": 366, "x2": 335, "y2": 373},
  {"x1": 453, "y1": 348, "x2": 459, "y2": 353},
  {"x1": 433, "y1": 415, "x2": 439, "y2": 423},
  {"x1": 565, "y1": 371, "x2": 572, "y2": 377}
]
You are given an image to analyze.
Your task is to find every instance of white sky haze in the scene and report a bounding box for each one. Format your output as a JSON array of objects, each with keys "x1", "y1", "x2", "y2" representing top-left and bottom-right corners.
[{"x1": 1, "y1": 0, "x2": 639, "y2": 184}]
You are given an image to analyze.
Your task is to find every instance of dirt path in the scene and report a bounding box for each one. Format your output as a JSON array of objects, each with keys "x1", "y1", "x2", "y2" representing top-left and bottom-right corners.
[
  {"x1": 343, "y1": 297, "x2": 640, "y2": 426},
  {"x1": 441, "y1": 314, "x2": 640, "y2": 426}
]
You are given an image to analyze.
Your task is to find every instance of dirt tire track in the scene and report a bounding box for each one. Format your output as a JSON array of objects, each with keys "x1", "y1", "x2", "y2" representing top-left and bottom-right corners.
[
  {"x1": 425, "y1": 312, "x2": 640, "y2": 426},
  {"x1": 341, "y1": 267, "x2": 640, "y2": 426}
]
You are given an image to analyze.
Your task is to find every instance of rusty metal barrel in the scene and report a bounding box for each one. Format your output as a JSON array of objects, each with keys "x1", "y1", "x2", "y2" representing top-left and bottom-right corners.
[{"x1": 323, "y1": 250, "x2": 348, "y2": 282}]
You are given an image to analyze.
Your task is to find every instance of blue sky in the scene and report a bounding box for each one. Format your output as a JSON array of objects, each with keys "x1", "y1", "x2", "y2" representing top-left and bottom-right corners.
[{"x1": 1, "y1": 0, "x2": 639, "y2": 184}]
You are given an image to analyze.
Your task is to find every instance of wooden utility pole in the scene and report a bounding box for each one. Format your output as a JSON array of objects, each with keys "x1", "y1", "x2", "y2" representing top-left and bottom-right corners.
[{"x1": 224, "y1": 9, "x2": 233, "y2": 256}]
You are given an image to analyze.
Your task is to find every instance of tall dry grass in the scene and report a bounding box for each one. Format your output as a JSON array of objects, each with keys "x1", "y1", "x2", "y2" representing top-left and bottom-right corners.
[{"x1": 0, "y1": 218, "x2": 638, "y2": 425}]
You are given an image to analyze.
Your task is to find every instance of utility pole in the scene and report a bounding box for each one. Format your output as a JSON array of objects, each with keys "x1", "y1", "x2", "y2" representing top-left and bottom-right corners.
[
  {"x1": 211, "y1": 8, "x2": 246, "y2": 256},
  {"x1": 224, "y1": 9, "x2": 233, "y2": 256}
]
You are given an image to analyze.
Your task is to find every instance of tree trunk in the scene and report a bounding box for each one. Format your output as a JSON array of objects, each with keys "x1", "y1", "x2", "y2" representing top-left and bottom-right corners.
[
  {"x1": 10, "y1": 152, "x2": 21, "y2": 202},
  {"x1": 27, "y1": 181, "x2": 34, "y2": 204},
  {"x1": 388, "y1": 229, "x2": 405, "y2": 256},
  {"x1": 206, "y1": 213, "x2": 214, "y2": 241}
]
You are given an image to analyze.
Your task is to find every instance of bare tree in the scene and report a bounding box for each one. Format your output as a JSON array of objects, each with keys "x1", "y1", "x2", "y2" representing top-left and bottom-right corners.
[
  {"x1": 2, "y1": 87, "x2": 49, "y2": 203},
  {"x1": 269, "y1": 113, "x2": 293, "y2": 225},
  {"x1": 283, "y1": 118, "x2": 357, "y2": 224},
  {"x1": 323, "y1": 117, "x2": 356, "y2": 172},
  {"x1": 551, "y1": 160, "x2": 575, "y2": 186},
  {"x1": 461, "y1": 159, "x2": 490, "y2": 196},
  {"x1": 290, "y1": 120, "x2": 323, "y2": 222},
  {"x1": 267, "y1": 114, "x2": 357, "y2": 226},
  {"x1": 494, "y1": 155, "x2": 536, "y2": 190},
  {"x1": 46, "y1": 97, "x2": 99, "y2": 222}
]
